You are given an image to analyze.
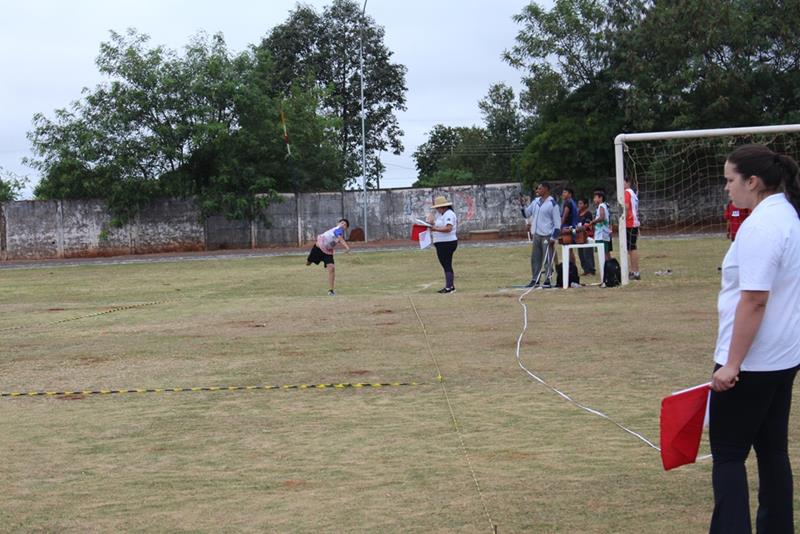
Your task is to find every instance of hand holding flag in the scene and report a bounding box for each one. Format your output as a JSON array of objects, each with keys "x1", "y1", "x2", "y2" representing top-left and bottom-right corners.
[{"x1": 659, "y1": 382, "x2": 711, "y2": 470}]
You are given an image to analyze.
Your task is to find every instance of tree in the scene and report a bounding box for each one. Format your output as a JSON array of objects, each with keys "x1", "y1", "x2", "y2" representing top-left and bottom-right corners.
[
  {"x1": 28, "y1": 29, "x2": 343, "y2": 222},
  {"x1": 260, "y1": 0, "x2": 408, "y2": 187},
  {"x1": 504, "y1": 0, "x2": 800, "y2": 191},
  {"x1": 0, "y1": 167, "x2": 29, "y2": 202},
  {"x1": 478, "y1": 83, "x2": 525, "y2": 182},
  {"x1": 412, "y1": 126, "x2": 497, "y2": 186},
  {"x1": 610, "y1": 0, "x2": 800, "y2": 130},
  {"x1": 504, "y1": 0, "x2": 611, "y2": 116}
]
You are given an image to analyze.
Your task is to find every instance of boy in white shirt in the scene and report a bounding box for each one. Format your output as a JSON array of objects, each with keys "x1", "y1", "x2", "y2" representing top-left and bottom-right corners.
[{"x1": 306, "y1": 218, "x2": 351, "y2": 295}]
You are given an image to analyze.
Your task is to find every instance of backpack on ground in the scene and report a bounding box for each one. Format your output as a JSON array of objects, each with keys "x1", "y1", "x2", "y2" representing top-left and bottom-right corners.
[
  {"x1": 603, "y1": 258, "x2": 621, "y2": 287},
  {"x1": 556, "y1": 261, "x2": 580, "y2": 287}
]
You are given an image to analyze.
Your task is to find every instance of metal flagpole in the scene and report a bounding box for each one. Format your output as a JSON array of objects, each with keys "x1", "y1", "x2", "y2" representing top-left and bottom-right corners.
[{"x1": 359, "y1": 0, "x2": 368, "y2": 242}]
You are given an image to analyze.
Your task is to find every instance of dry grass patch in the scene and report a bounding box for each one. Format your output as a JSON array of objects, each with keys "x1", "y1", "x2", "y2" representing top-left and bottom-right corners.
[{"x1": 0, "y1": 238, "x2": 797, "y2": 532}]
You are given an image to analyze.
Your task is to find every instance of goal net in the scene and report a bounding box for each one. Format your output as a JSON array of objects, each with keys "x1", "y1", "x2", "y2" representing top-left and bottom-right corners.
[{"x1": 614, "y1": 124, "x2": 800, "y2": 284}]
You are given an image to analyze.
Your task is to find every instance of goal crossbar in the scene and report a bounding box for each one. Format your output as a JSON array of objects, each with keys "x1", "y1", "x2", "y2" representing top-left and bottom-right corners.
[{"x1": 614, "y1": 124, "x2": 800, "y2": 285}]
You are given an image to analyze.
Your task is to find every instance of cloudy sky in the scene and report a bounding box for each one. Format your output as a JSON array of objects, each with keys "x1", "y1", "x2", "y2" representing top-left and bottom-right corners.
[{"x1": 0, "y1": 0, "x2": 544, "y2": 198}]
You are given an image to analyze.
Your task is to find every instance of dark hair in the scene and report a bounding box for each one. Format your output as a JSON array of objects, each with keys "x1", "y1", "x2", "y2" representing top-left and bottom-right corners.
[
  {"x1": 339, "y1": 218, "x2": 350, "y2": 228},
  {"x1": 564, "y1": 188, "x2": 574, "y2": 197},
  {"x1": 727, "y1": 144, "x2": 800, "y2": 217},
  {"x1": 539, "y1": 182, "x2": 551, "y2": 191},
  {"x1": 593, "y1": 190, "x2": 606, "y2": 202},
  {"x1": 578, "y1": 197, "x2": 589, "y2": 205}
]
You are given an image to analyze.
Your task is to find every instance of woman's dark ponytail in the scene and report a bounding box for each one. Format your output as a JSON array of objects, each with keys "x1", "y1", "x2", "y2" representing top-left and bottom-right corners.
[
  {"x1": 777, "y1": 154, "x2": 800, "y2": 218},
  {"x1": 727, "y1": 144, "x2": 800, "y2": 218}
]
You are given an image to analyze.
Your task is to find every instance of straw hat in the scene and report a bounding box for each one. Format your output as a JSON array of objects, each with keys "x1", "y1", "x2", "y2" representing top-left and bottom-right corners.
[{"x1": 431, "y1": 195, "x2": 453, "y2": 208}]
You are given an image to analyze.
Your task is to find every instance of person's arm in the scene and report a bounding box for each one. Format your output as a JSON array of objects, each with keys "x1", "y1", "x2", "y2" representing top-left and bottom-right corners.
[
  {"x1": 711, "y1": 290, "x2": 769, "y2": 391},
  {"x1": 551, "y1": 202, "x2": 561, "y2": 239},
  {"x1": 590, "y1": 205, "x2": 605, "y2": 225},
  {"x1": 336, "y1": 235, "x2": 351, "y2": 252},
  {"x1": 561, "y1": 204, "x2": 570, "y2": 226},
  {"x1": 521, "y1": 200, "x2": 534, "y2": 219}
]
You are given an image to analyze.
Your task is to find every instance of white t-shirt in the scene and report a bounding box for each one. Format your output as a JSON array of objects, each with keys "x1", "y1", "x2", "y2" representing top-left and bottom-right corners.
[
  {"x1": 432, "y1": 209, "x2": 457, "y2": 243},
  {"x1": 594, "y1": 202, "x2": 611, "y2": 241},
  {"x1": 715, "y1": 193, "x2": 800, "y2": 371},
  {"x1": 316, "y1": 225, "x2": 345, "y2": 254}
]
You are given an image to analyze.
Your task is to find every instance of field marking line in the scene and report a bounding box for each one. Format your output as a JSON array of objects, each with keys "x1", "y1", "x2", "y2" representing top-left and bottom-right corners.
[
  {"x1": 0, "y1": 382, "x2": 421, "y2": 399},
  {"x1": 408, "y1": 296, "x2": 497, "y2": 534}
]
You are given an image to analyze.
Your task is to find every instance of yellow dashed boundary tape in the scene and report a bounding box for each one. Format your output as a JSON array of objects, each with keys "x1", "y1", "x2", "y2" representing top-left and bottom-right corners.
[
  {"x1": 0, "y1": 300, "x2": 176, "y2": 333},
  {"x1": 1, "y1": 382, "x2": 422, "y2": 398}
]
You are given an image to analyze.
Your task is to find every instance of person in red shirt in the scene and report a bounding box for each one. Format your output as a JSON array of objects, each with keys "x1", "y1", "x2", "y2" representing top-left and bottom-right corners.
[
  {"x1": 723, "y1": 201, "x2": 750, "y2": 241},
  {"x1": 624, "y1": 177, "x2": 641, "y2": 280}
]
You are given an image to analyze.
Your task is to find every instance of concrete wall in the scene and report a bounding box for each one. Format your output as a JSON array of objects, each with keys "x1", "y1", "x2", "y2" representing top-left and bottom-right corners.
[
  {"x1": 0, "y1": 198, "x2": 203, "y2": 260},
  {"x1": 13, "y1": 183, "x2": 722, "y2": 260},
  {"x1": 0, "y1": 182, "x2": 731, "y2": 261}
]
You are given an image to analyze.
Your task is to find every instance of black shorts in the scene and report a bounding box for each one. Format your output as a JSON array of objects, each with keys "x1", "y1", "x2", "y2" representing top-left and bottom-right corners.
[
  {"x1": 626, "y1": 227, "x2": 639, "y2": 251},
  {"x1": 307, "y1": 245, "x2": 334, "y2": 266}
]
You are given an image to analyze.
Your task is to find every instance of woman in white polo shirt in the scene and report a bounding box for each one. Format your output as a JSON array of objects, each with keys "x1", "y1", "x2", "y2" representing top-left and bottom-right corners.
[
  {"x1": 709, "y1": 144, "x2": 800, "y2": 533},
  {"x1": 427, "y1": 195, "x2": 458, "y2": 293}
]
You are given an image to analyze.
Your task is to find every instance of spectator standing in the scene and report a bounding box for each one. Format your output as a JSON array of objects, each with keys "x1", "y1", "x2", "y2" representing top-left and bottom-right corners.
[
  {"x1": 589, "y1": 190, "x2": 612, "y2": 258},
  {"x1": 624, "y1": 177, "x2": 641, "y2": 280},
  {"x1": 723, "y1": 200, "x2": 751, "y2": 241},
  {"x1": 577, "y1": 198, "x2": 595, "y2": 276},
  {"x1": 561, "y1": 188, "x2": 580, "y2": 264},
  {"x1": 708, "y1": 144, "x2": 800, "y2": 533},
  {"x1": 521, "y1": 182, "x2": 561, "y2": 288}
]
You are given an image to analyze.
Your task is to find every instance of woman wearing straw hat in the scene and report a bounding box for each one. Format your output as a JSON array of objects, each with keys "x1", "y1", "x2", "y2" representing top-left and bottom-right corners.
[{"x1": 427, "y1": 195, "x2": 458, "y2": 293}]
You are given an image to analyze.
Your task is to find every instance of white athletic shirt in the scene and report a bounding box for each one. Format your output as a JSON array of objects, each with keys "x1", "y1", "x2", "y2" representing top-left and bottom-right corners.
[
  {"x1": 715, "y1": 193, "x2": 800, "y2": 371},
  {"x1": 316, "y1": 225, "x2": 344, "y2": 254},
  {"x1": 594, "y1": 202, "x2": 611, "y2": 241},
  {"x1": 432, "y1": 209, "x2": 457, "y2": 243},
  {"x1": 625, "y1": 188, "x2": 640, "y2": 228}
]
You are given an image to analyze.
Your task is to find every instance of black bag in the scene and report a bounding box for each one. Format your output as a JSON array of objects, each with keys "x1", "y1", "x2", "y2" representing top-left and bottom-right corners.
[
  {"x1": 556, "y1": 261, "x2": 580, "y2": 287},
  {"x1": 603, "y1": 258, "x2": 621, "y2": 287}
]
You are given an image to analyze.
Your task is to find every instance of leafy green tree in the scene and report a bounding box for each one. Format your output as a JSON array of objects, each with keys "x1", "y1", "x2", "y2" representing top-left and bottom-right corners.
[
  {"x1": 412, "y1": 126, "x2": 498, "y2": 186},
  {"x1": 478, "y1": 83, "x2": 526, "y2": 182},
  {"x1": 504, "y1": 0, "x2": 610, "y2": 116},
  {"x1": 0, "y1": 167, "x2": 29, "y2": 202},
  {"x1": 411, "y1": 125, "x2": 463, "y2": 180},
  {"x1": 505, "y1": 0, "x2": 800, "y2": 191},
  {"x1": 28, "y1": 29, "x2": 343, "y2": 221},
  {"x1": 413, "y1": 169, "x2": 476, "y2": 188},
  {"x1": 260, "y1": 0, "x2": 408, "y2": 187},
  {"x1": 610, "y1": 0, "x2": 800, "y2": 130}
]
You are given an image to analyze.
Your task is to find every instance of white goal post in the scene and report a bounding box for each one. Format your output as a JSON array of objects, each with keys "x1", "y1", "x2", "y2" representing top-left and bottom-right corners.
[{"x1": 614, "y1": 124, "x2": 800, "y2": 285}]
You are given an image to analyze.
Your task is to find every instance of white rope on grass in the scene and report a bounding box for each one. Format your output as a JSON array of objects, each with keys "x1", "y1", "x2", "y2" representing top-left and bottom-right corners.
[{"x1": 514, "y1": 286, "x2": 661, "y2": 451}]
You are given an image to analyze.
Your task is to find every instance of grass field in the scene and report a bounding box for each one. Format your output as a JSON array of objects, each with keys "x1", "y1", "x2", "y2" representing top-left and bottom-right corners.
[{"x1": 1, "y1": 237, "x2": 798, "y2": 533}]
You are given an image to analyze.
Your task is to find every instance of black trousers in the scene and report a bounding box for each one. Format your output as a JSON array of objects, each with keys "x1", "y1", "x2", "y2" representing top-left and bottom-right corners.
[
  {"x1": 434, "y1": 240, "x2": 457, "y2": 274},
  {"x1": 709, "y1": 364, "x2": 798, "y2": 534}
]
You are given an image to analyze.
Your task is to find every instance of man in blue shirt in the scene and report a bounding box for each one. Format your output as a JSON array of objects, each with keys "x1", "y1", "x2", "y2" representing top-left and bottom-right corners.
[{"x1": 521, "y1": 182, "x2": 561, "y2": 288}]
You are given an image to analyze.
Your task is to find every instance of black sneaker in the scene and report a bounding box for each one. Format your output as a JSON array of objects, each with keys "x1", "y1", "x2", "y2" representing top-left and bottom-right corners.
[
  {"x1": 524, "y1": 280, "x2": 537, "y2": 288},
  {"x1": 328, "y1": 290, "x2": 336, "y2": 296},
  {"x1": 541, "y1": 281, "x2": 553, "y2": 289},
  {"x1": 437, "y1": 287, "x2": 456, "y2": 294}
]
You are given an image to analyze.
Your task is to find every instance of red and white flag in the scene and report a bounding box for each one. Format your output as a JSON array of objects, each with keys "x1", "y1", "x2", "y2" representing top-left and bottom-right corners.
[
  {"x1": 659, "y1": 382, "x2": 711, "y2": 470},
  {"x1": 411, "y1": 224, "x2": 428, "y2": 241}
]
